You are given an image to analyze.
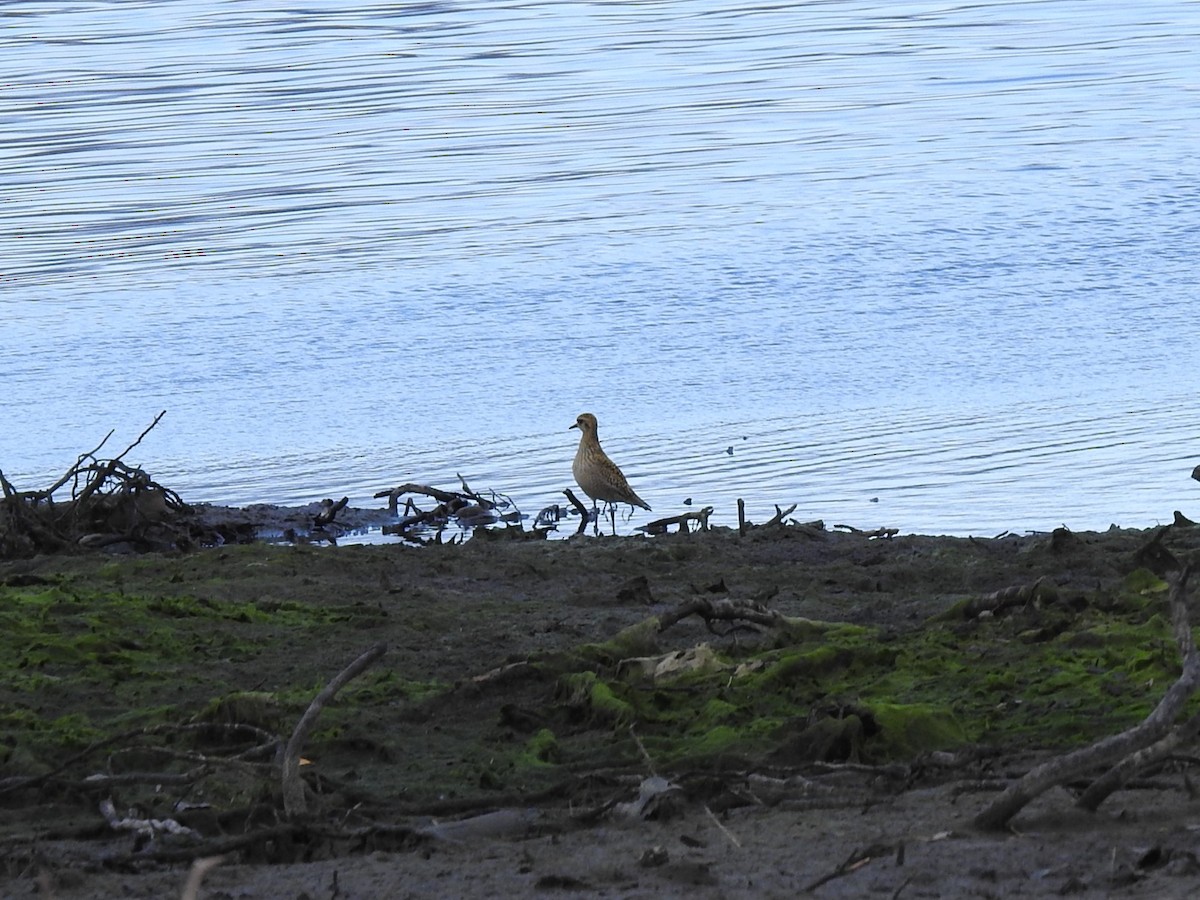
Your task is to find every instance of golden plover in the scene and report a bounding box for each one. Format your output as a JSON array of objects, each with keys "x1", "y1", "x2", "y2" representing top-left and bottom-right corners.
[{"x1": 570, "y1": 413, "x2": 651, "y2": 529}]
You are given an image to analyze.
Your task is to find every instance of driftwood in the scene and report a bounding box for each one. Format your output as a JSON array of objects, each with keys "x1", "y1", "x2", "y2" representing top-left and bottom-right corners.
[
  {"x1": 375, "y1": 475, "x2": 518, "y2": 539},
  {"x1": 375, "y1": 483, "x2": 465, "y2": 514},
  {"x1": 0, "y1": 412, "x2": 200, "y2": 558},
  {"x1": 833, "y1": 524, "x2": 898, "y2": 539},
  {"x1": 658, "y1": 596, "x2": 787, "y2": 634},
  {"x1": 734, "y1": 499, "x2": 823, "y2": 536},
  {"x1": 281, "y1": 642, "x2": 387, "y2": 819},
  {"x1": 0, "y1": 721, "x2": 279, "y2": 798},
  {"x1": 959, "y1": 576, "x2": 1056, "y2": 618},
  {"x1": 974, "y1": 566, "x2": 1196, "y2": 830},
  {"x1": 638, "y1": 506, "x2": 713, "y2": 535},
  {"x1": 313, "y1": 496, "x2": 349, "y2": 527},
  {"x1": 562, "y1": 488, "x2": 591, "y2": 535}
]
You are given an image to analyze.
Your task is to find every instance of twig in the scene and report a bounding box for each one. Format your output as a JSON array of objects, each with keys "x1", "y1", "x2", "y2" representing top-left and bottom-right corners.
[
  {"x1": 639, "y1": 507, "x2": 713, "y2": 535},
  {"x1": 115, "y1": 410, "x2": 166, "y2": 463},
  {"x1": 803, "y1": 846, "x2": 880, "y2": 892},
  {"x1": 704, "y1": 804, "x2": 742, "y2": 848},
  {"x1": 629, "y1": 725, "x2": 657, "y2": 776},
  {"x1": 833, "y1": 524, "x2": 899, "y2": 539},
  {"x1": 761, "y1": 503, "x2": 797, "y2": 527},
  {"x1": 282, "y1": 642, "x2": 387, "y2": 819}
]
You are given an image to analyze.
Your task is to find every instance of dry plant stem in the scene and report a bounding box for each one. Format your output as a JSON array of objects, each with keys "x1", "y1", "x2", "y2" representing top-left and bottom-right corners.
[
  {"x1": 282, "y1": 642, "x2": 387, "y2": 819},
  {"x1": 704, "y1": 804, "x2": 742, "y2": 848},
  {"x1": 803, "y1": 846, "x2": 879, "y2": 893},
  {"x1": 629, "y1": 725, "x2": 657, "y2": 775},
  {"x1": 974, "y1": 566, "x2": 1195, "y2": 831}
]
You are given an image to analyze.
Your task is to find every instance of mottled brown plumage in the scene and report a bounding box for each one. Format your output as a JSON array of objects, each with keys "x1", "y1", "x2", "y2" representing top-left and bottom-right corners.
[{"x1": 570, "y1": 413, "x2": 651, "y2": 511}]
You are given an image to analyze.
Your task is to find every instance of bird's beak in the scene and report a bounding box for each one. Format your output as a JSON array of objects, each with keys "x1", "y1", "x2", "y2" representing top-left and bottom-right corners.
[{"x1": 569, "y1": 423, "x2": 579, "y2": 431}]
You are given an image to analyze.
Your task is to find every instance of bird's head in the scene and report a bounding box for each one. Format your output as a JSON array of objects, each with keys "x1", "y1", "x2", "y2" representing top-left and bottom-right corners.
[{"x1": 570, "y1": 412, "x2": 598, "y2": 435}]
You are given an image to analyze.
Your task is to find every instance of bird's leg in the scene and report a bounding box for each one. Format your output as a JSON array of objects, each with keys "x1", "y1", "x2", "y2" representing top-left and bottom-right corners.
[{"x1": 608, "y1": 502, "x2": 617, "y2": 535}]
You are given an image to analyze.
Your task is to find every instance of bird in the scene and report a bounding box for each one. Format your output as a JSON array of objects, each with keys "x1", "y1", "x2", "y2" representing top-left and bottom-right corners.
[{"x1": 570, "y1": 412, "x2": 650, "y2": 530}]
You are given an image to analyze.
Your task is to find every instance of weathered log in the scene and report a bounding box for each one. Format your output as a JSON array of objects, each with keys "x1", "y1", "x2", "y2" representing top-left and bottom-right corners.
[{"x1": 657, "y1": 596, "x2": 787, "y2": 633}]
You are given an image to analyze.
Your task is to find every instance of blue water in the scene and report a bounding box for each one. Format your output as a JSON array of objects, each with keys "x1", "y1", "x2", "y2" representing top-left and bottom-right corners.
[{"x1": 2, "y1": 1, "x2": 1199, "y2": 536}]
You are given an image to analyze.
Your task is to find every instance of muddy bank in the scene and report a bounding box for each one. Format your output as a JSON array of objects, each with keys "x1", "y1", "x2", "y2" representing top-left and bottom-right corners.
[{"x1": 3, "y1": 514, "x2": 1200, "y2": 899}]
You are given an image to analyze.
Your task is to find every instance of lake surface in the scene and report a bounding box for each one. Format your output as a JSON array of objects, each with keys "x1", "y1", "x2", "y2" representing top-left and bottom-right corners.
[{"x1": 3, "y1": 1, "x2": 1199, "y2": 537}]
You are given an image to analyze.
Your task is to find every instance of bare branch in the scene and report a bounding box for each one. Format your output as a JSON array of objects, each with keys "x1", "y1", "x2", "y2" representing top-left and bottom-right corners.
[{"x1": 281, "y1": 642, "x2": 388, "y2": 819}]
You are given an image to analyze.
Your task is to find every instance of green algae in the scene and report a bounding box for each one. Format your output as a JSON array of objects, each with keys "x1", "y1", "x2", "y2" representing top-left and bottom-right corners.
[
  {"x1": 4, "y1": 538, "x2": 1198, "y2": 810},
  {"x1": 869, "y1": 703, "x2": 966, "y2": 759},
  {"x1": 0, "y1": 580, "x2": 367, "y2": 762},
  {"x1": 558, "y1": 671, "x2": 637, "y2": 726},
  {"x1": 518, "y1": 728, "x2": 561, "y2": 767},
  {"x1": 514, "y1": 578, "x2": 1194, "y2": 772}
]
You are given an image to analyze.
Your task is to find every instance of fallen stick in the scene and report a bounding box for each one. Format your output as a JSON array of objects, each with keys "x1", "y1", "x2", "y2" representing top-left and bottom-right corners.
[
  {"x1": 803, "y1": 845, "x2": 886, "y2": 892},
  {"x1": 658, "y1": 596, "x2": 786, "y2": 633},
  {"x1": 959, "y1": 576, "x2": 1052, "y2": 619},
  {"x1": 282, "y1": 642, "x2": 387, "y2": 819},
  {"x1": 704, "y1": 804, "x2": 742, "y2": 848},
  {"x1": 638, "y1": 507, "x2": 713, "y2": 535},
  {"x1": 760, "y1": 503, "x2": 797, "y2": 527},
  {"x1": 313, "y1": 496, "x2": 349, "y2": 527},
  {"x1": 375, "y1": 483, "x2": 463, "y2": 515},
  {"x1": 833, "y1": 524, "x2": 898, "y2": 539}
]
